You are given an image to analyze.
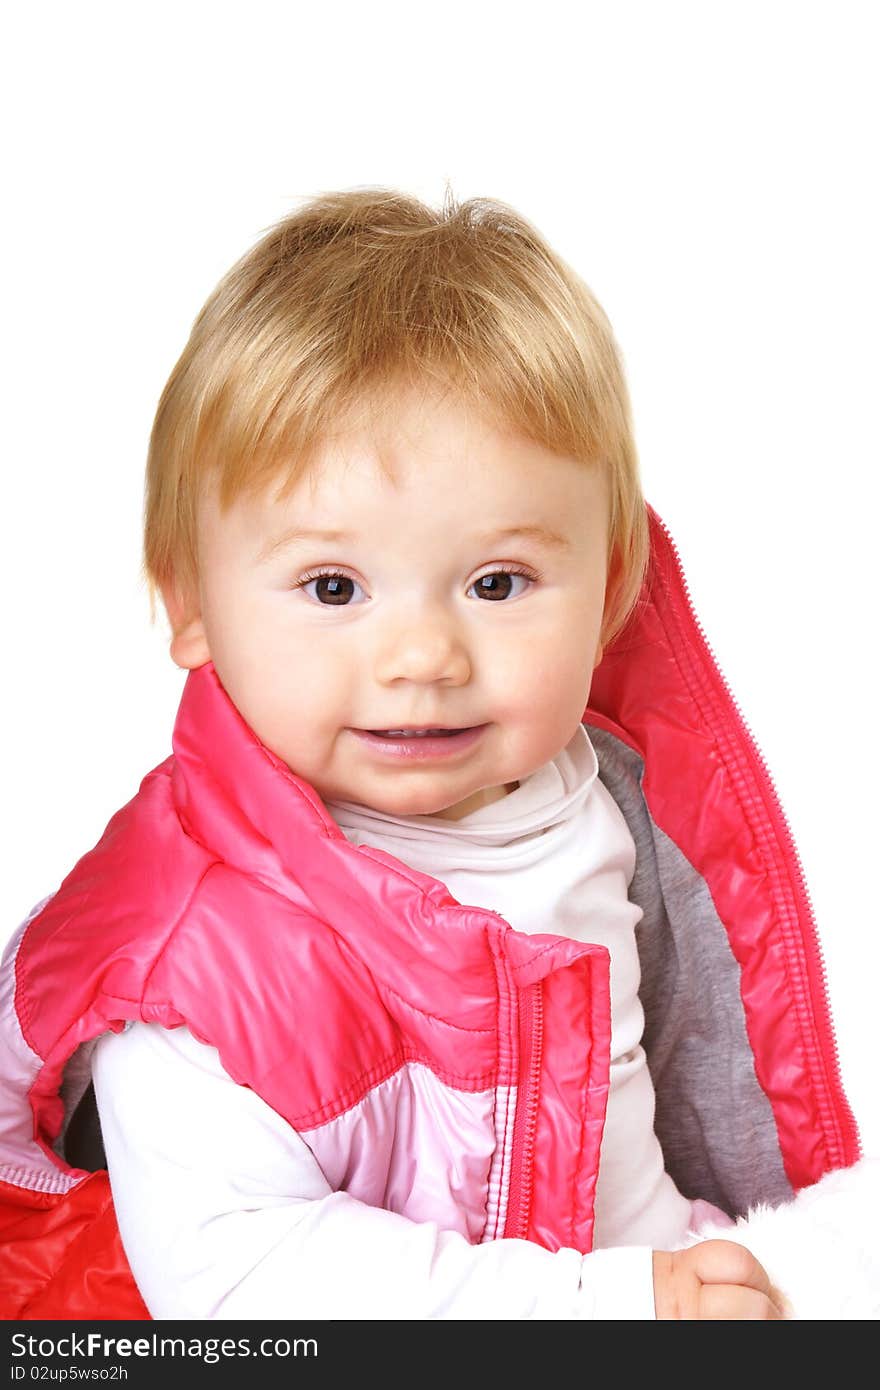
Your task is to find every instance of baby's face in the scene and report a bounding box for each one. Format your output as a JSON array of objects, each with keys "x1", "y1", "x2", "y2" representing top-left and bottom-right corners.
[{"x1": 173, "y1": 387, "x2": 609, "y2": 820}]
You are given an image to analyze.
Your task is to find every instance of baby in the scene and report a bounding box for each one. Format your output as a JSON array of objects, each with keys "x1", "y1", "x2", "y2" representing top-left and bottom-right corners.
[{"x1": 0, "y1": 188, "x2": 862, "y2": 1321}]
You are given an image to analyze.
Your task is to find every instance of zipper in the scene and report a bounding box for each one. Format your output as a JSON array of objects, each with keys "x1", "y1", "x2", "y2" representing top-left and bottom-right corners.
[
  {"x1": 503, "y1": 982, "x2": 544, "y2": 1240},
  {"x1": 654, "y1": 511, "x2": 860, "y2": 1165}
]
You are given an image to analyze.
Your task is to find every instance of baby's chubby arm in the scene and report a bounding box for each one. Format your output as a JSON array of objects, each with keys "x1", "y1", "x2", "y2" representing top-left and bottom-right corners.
[
  {"x1": 652, "y1": 1242, "x2": 786, "y2": 1319},
  {"x1": 92, "y1": 1020, "x2": 659, "y2": 1320}
]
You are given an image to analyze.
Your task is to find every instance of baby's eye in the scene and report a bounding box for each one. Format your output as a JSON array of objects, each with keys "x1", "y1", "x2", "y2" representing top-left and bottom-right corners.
[
  {"x1": 467, "y1": 570, "x2": 532, "y2": 602},
  {"x1": 300, "y1": 572, "x2": 367, "y2": 606}
]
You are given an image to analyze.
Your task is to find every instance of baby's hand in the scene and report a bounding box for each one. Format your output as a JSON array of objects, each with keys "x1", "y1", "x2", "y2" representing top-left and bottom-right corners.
[{"x1": 652, "y1": 1240, "x2": 787, "y2": 1319}]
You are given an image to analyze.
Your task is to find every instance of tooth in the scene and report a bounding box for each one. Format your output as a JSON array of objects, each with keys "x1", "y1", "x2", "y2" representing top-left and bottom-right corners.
[{"x1": 382, "y1": 729, "x2": 441, "y2": 737}]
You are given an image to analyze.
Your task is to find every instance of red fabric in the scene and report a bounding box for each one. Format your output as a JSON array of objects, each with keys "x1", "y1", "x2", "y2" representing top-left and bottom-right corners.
[
  {"x1": 588, "y1": 510, "x2": 860, "y2": 1186},
  {"x1": 0, "y1": 1174, "x2": 148, "y2": 1320},
  {"x1": 516, "y1": 948, "x2": 611, "y2": 1253}
]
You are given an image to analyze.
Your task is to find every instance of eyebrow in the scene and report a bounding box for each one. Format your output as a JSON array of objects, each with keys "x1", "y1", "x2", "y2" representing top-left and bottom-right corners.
[
  {"x1": 475, "y1": 525, "x2": 572, "y2": 551},
  {"x1": 258, "y1": 528, "x2": 355, "y2": 563},
  {"x1": 258, "y1": 522, "x2": 571, "y2": 564}
]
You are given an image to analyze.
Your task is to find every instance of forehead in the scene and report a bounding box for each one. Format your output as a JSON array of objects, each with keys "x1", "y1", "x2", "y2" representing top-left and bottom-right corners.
[
  {"x1": 203, "y1": 385, "x2": 609, "y2": 552},
  {"x1": 294, "y1": 384, "x2": 522, "y2": 486},
  {"x1": 317, "y1": 386, "x2": 604, "y2": 502}
]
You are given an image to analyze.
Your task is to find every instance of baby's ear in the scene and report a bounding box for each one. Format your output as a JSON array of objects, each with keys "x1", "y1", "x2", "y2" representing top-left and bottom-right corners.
[{"x1": 160, "y1": 583, "x2": 211, "y2": 671}]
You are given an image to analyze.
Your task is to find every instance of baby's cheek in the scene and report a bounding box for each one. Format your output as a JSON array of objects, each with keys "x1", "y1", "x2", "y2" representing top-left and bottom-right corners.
[{"x1": 506, "y1": 642, "x2": 593, "y2": 715}]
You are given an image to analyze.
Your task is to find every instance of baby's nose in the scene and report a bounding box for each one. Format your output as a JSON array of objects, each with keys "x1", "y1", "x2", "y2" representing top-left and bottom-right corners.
[{"x1": 374, "y1": 611, "x2": 471, "y2": 686}]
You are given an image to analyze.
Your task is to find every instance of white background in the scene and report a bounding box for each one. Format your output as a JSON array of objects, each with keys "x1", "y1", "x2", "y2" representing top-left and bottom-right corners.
[{"x1": 3, "y1": 3, "x2": 878, "y2": 1155}]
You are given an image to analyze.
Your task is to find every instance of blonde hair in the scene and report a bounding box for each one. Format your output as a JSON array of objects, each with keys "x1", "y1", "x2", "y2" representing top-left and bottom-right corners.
[{"x1": 144, "y1": 186, "x2": 648, "y2": 647}]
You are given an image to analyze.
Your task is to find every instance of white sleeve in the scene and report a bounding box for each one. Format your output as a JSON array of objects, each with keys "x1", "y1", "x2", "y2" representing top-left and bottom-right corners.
[{"x1": 91, "y1": 1022, "x2": 656, "y2": 1320}]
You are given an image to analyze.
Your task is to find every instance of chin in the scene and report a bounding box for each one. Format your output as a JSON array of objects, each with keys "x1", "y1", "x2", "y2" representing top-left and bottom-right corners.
[
  {"x1": 367, "y1": 781, "x2": 476, "y2": 820},
  {"x1": 384, "y1": 791, "x2": 463, "y2": 818}
]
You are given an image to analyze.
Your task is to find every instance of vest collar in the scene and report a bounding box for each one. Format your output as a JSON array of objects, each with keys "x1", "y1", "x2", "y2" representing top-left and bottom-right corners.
[{"x1": 169, "y1": 659, "x2": 599, "y2": 986}]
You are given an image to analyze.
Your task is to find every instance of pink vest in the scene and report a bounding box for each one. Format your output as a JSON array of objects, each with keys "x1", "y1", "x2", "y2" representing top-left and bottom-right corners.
[{"x1": 0, "y1": 510, "x2": 860, "y2": 1318}]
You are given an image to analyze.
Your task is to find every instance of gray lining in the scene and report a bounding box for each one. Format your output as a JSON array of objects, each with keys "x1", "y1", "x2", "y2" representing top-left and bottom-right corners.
[{"x1": 589, "y1": 723, "x2": 794, "y2": 1217}]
